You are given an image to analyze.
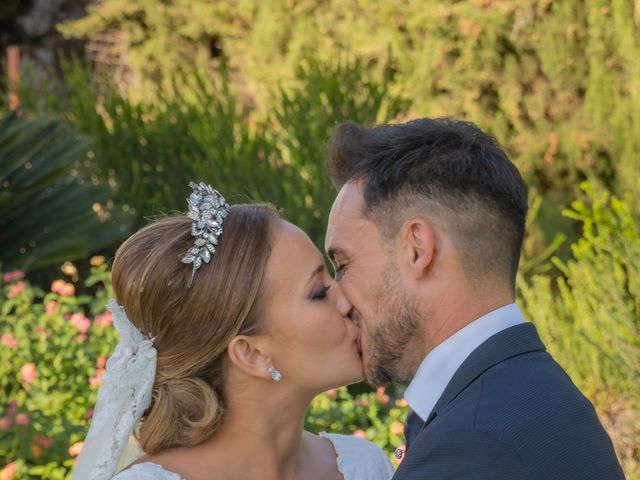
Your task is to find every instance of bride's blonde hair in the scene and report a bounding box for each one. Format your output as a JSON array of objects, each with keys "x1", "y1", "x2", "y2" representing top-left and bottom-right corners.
[{"x1": 111, "y1": 204, "x2": 279, "y2": 455}]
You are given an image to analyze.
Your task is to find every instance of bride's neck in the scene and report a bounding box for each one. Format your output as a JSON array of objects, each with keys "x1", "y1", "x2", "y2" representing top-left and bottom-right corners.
[
  {"x1": 222, "y1": 387, "x2": 312, "y2": 461},
  {"x1": 175, "y1": 384, "x2": 316, "y2": 479}
]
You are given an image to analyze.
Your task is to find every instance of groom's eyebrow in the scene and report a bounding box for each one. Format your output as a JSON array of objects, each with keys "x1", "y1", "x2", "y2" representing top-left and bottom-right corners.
[{"x1": 326, "y1": 246, "x2": 346, "y2": 262}]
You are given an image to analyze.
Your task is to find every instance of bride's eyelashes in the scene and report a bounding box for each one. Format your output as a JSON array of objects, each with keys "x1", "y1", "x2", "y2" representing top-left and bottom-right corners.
[{"x1": 310, "y1": 285, "x2": 331, "y2": 300}]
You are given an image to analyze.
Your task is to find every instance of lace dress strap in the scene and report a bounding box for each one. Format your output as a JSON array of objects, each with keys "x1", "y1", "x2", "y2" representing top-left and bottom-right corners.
[
  {"x1": 112, "y1": 434, "x2": 396, "y2": 480},
  {"x1": 320, "y1": 432, "x2": 396, "y2": 480},
  {"x1": 112, "y1": 462, "x2": 182, "y2": 480}
]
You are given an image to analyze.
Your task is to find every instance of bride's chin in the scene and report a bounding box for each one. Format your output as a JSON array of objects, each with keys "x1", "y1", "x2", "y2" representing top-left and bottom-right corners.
[
  {"x1": 327, "y1": 365, "x2": 365, "y2": 391},
  {"x1": 345, "y1": 363, "x2": 366, "y2": 385}
]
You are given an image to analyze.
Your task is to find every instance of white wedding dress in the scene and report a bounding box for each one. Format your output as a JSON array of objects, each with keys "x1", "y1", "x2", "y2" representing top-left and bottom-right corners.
[{"x1": 112, "y1": 432, "x2": 395, "y2": 480}]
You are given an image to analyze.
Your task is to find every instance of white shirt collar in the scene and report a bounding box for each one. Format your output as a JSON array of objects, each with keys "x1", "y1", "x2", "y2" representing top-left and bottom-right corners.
[{"x1": 404, "y1": 303, "x2": 525, "y2": 421}]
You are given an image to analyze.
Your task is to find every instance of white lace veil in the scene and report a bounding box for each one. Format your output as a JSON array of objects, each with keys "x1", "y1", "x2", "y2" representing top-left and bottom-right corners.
[{"x1": 72, "y1": 299, "x2": 157, "y2": 480}]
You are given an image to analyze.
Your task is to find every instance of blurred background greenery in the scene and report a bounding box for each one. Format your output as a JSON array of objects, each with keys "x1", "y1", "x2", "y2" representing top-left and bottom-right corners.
[{"x1": 0, "y1": 0, "x2": 638, "y2": 478}]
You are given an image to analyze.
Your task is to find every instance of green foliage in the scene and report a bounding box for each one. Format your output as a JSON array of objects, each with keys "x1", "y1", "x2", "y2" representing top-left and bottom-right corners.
[
  {"x1": 23, "y1": 56, "x2": 406, "y2": 249},
  {"x1": 0, "y1": 263, "x2": 115, "y2": 479},
  {"x1": 517, "y1": 183, "x2": 640, "y2": 476},
  {"x1": 306, "y1": 386, "x2": 408, "y2": 460},
  {"x1": 58, "y1": 0, "x2": 640, "y2": 211},
  {"x1": 518, "y1": 183, "x2": 640, "y2": 395},
  {"x1": 0, "y1": 111, "x2": 130, "y2": 273}
]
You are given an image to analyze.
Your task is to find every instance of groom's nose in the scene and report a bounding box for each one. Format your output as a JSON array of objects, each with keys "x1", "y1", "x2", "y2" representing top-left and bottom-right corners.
[{"x1": 335, "y1": 288, "x2": 353, "y2": 318}]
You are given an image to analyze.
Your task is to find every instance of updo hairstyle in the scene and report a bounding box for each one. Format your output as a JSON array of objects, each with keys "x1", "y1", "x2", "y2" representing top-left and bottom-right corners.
[{"x1": 111, "y1": 204, "x2": 280, "y2": 455}]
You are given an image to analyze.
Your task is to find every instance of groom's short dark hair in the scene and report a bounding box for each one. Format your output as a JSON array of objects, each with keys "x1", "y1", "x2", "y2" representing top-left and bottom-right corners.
[{"x1": 326, "y1": 118, "x2": 528, "y2": 288}]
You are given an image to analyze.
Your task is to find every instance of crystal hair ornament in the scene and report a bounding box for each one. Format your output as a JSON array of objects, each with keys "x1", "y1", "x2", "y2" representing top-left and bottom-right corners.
[
  {"x1": 181, "y1": 181, "x2": 230, "y2": 287},
  {"x1": 71, "y1": 299, "x2": 157, "y2": 480}
]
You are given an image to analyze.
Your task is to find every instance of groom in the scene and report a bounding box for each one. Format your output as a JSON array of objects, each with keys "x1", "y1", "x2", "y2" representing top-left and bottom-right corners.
[{"x1": 324, "y1": 118, "x2": 624, "y2": 479}]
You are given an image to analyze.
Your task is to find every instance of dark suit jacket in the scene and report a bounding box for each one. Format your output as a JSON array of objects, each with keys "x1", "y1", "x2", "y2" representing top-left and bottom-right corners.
[{"x1": 392, "y1": 323, "x2": 625, "y2": 480}]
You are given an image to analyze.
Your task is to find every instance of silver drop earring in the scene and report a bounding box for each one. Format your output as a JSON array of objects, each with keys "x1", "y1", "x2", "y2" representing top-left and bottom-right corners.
[{"x1": 268, "y1": 366, "x2": 282, "y2": 382}]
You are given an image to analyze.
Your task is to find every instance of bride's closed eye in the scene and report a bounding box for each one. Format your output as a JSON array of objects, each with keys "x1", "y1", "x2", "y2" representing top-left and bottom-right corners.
[{"x1": 310, "y1": 285, "x2": 331, "y2": 300}]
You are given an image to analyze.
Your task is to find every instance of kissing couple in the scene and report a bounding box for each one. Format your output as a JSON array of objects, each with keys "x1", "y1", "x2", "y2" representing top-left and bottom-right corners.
[{"x1": 73, "y1": 118, "x2": 624, "y2": 480}]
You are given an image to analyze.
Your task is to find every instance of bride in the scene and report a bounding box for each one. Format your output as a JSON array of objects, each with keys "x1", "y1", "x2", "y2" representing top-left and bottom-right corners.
[{"x1": 72, "y1": 182, "x2": 395, "y2": 480}]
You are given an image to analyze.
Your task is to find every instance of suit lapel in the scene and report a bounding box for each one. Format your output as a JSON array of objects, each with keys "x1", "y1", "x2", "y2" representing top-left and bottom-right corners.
[{"x1": 419, "y1": 322, "x2": 546, "y2": 431}]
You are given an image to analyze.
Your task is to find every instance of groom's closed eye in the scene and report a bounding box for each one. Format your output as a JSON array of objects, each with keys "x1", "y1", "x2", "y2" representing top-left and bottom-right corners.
[
  {"x1": 333, "y1": 263, "x2": 346, "y2": 280},
  {"x1": 326, "y1": 247, "x2": 348, "y2": 280},
  {"x1": 328, "y1": 258, "x2": 346, "y2": 280}
]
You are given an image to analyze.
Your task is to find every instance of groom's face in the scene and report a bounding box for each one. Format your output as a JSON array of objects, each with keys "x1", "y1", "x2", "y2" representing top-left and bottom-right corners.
[{"x1": 326, "y1": 182, "x2": 420, "y2": 386}]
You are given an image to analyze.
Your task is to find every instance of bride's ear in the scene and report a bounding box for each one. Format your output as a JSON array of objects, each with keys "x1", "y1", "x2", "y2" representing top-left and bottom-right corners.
[{"x1": 227, "y1": 335, "x2": 273, "y2": 380}]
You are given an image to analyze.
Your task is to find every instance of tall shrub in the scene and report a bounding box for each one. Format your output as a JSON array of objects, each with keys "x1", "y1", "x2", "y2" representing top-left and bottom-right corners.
[
  {"x1": 59, "y1": 0, "x2": 640, "y2": 207},
  {"x1": 519, "y1": 183, "x2": 640, "y2": 395},
  {"x1": 21, "y1": 57, "x2": 406, "y2": 249}
]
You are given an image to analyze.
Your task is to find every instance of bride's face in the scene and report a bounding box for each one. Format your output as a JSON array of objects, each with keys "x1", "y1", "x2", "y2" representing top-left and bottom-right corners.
[{"x1": 262, "y1": 220, "x2": 364, "y2": 393}]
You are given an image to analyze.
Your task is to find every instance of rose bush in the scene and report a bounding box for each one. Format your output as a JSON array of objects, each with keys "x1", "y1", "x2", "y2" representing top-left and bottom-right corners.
[{"x1": 0, "y1": 260, "x2": 117, "y2": 479}]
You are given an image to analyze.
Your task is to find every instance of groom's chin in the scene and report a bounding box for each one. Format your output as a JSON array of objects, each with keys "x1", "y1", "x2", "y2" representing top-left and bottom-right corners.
[{"x1": 363, "y1": 360, "x2": 394, "y2": 389}]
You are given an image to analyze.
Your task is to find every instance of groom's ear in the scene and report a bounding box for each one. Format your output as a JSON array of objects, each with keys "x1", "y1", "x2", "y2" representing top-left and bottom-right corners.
[
  {"x1": 227, "y1": 335, "x2": 272, "y2": 381},
  {"x1": 399, "y1": 218, "x2": 435, "y2": 280}
]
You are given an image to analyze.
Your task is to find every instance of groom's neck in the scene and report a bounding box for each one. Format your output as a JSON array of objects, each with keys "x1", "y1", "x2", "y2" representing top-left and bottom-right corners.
[{"x1": 417, "y1": 282, "x2": 515, "y2": 362}]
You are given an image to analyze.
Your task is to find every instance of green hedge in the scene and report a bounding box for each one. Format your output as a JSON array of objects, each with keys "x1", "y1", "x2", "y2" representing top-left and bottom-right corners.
[{"x1": 58, "y1": 0, "x2": 640, "y2": 209}]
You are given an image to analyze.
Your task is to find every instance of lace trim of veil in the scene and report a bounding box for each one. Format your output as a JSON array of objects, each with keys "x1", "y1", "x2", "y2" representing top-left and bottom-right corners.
[{"x1": 72, "y1": 299, "x2": 157, "y2": 480}]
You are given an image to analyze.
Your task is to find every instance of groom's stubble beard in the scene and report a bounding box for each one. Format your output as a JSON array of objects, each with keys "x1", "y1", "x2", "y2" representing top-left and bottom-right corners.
[{"x1": 364, "y1": 263, "x2": 422, "y2": 388}]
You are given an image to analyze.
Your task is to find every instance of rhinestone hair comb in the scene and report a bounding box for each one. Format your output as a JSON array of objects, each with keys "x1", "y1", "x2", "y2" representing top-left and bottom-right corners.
[{"x1": 181, "y1": 181, "x2": 230, "y2": 287}]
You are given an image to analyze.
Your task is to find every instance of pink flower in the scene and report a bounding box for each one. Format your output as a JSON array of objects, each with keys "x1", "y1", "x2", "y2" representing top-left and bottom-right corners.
[
  {"x1": 0, "y1": 334, "x2": 18, "y2": 349},
  {"x1": 395, "y1": 398, "x2": 408, "y2": 408},
  {"x1": 0, "y1": 462, "x2": 18, "y2": 480},
  {"x1": 7, "y1": 281, "x2": 25, "y2": 299},
  {"x1": 19, "y1": 363, "x2": 37, "y2": 385},
  {"x1": 44, "y1": 300, "x2": 58, "y2": 316},
  {"x1": 30, "y1": 444, "x2": 43, "y2": 459},
  {"x1": 96, "y1": 356, "x2": 107, "y2": 369},
  {"x1": 89, "y1": 370, "x2": 104, "y2": 387},
  {"x1": 94, "y1": 311, "x2": 112, "y2": 327},
  {"x1": 89, "y1": 256, "x2": 105, "y2": 266},
  {"x1": 89, "y1": 368, "x2": 105, "y2": 389},
  {"x1": 3, "y1": 270, "x2": 24, "y2": 282},
  {"x1": 390, "y1": 421, "x2": 404, "y2": 436},
  {"x1": 353, "y1": 429, "x2": 367, "y2": 439},
  {"x1": 51, "y1": 279, "x2": 75, "y2": 297},
  {"x1": 325, "y1": 389, "x2": 338, "y2": 398},
  {"x1": 69, "y1": 441, "x2": 83, "y2": 456},
  {"x1": 14, "y1": 413, "x2": 29, "y2": 426},
  {"x1": 69, "y1": 313, "x2": 91, "y2": 333},
  {"x1": 7, "y1": 400, "x2": 17, "y2": 416},
  {"x1": 85, "y1": 409, "x2": 94, "y2": 419},
  {"x1": 33, "y1": 434, "x2": 54, "y2": 448},
  {"x1": 355, "y1": 399, "x2": 369, "y2": 407},
  {"x1": 0, "y1": 417, "x2": 11, "y2": 430},
  {"x1": 375, "y1": 386, "x2": 390, "y2": 405}
]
